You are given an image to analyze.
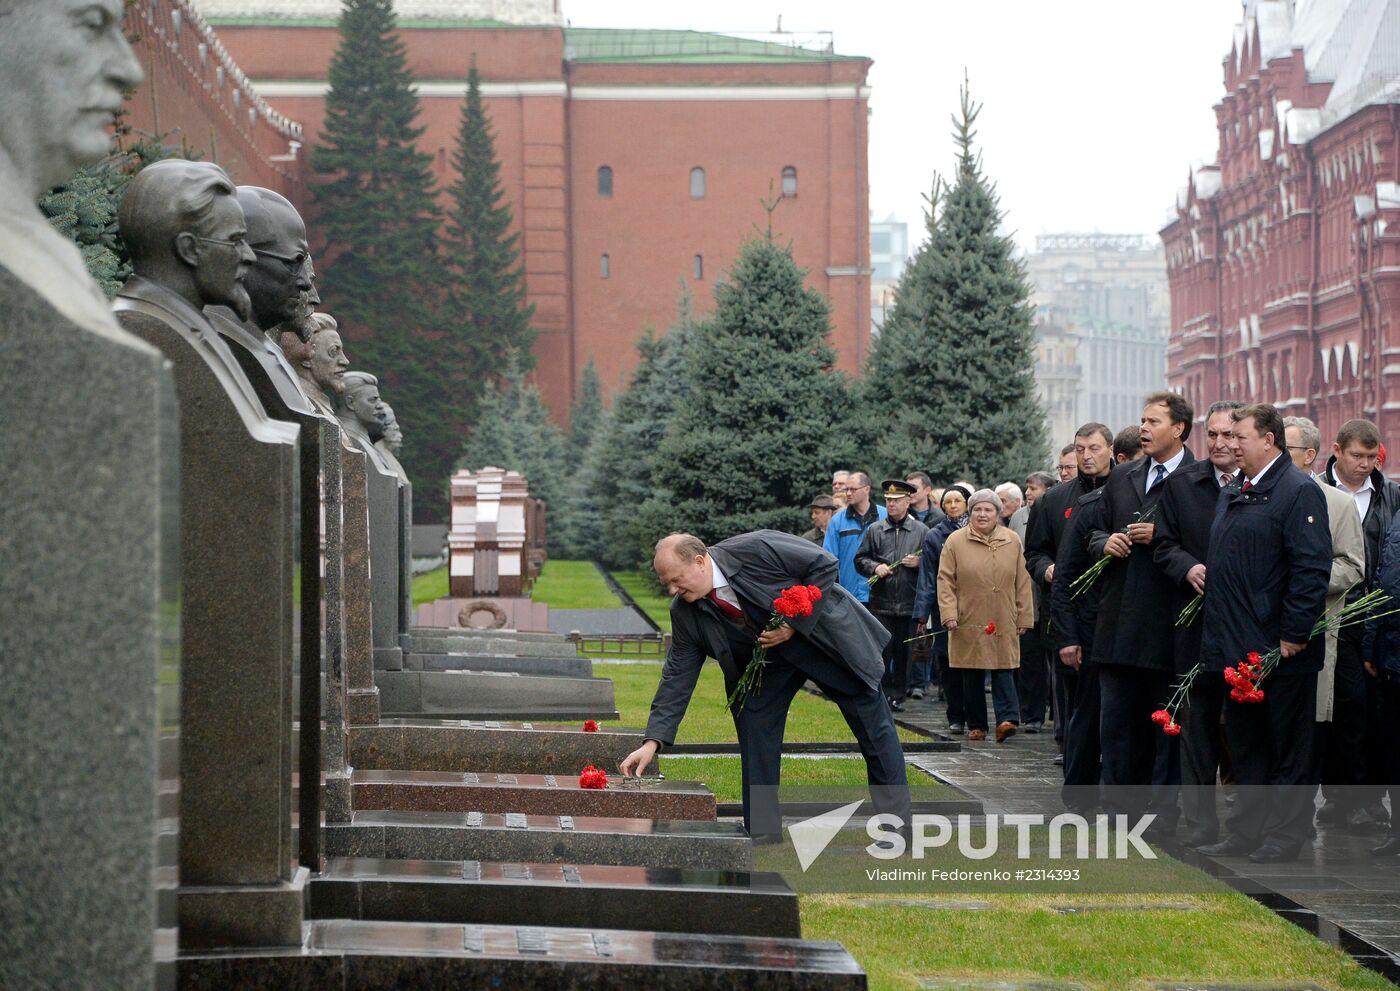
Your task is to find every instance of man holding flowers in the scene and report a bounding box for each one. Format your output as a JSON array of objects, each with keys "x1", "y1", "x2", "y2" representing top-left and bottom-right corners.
[
  {"x1": 1197, "y1": 404, "x2": 1332, "y2": 863},
  {"x1": 622, "y1": 531, "x2": 911, "y2": 841}
]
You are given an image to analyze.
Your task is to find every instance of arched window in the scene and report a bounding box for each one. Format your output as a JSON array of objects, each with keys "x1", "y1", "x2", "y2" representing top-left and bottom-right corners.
[
  {"x1": 597, "y1": 165, "x2": 613, "y2": 198},
  {"x1": 600, "y1": 254, "x2": 610, "y2": 279},
  {"x1": 781, "y1": 165, "x2": 797, "y2": 197},
  {"x1": 693, "y1": 254, "x2": 703, "y2": 280},
  {"x1": 689, "y1": 166, "x2": 705, "y2": 199}
]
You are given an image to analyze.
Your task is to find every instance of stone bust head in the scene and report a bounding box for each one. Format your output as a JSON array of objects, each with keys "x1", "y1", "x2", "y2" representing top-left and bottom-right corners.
[
  {"x1": 378, "y1": 403, "x2": 402, "y2": 455},
  {"x1": 119, "y1": 160, "x2": 257, "y2": 318},
  {"x1": 340, "y1": 371, "x2": 383, "y2": 439},
  {"x1": 234, "y1": 186, "x2": 312, "y2": 332},
  {"x1": 305, "y1": 312, "x2": 349, "y2": 397},
  {"x1": 0, "y1": 0, "x2": 143, "y2": 201}
]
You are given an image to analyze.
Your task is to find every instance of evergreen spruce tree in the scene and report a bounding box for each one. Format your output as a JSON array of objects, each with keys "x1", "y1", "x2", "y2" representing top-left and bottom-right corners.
[
  {"x1": 864, "y1": 79, "x2": 1047, "y2": 484},
  {"x1": 637, "y1": 237, "x2": 859, "y2": 549},
  {"x1": 458, "y1": 353, "x2": 573, "y2": 556},
  {"x1": 443, "y1": 57, "x2": 536, "y2": 385},
  {"x1": 313, "y1": 0, "x2": 453, "y2": 521},
  {"x1": 593, "y1": 292, "x2": 700, "y2": 569},
  {"x1": 566, "y1": 359, "x2": 604, "y2": 472}
]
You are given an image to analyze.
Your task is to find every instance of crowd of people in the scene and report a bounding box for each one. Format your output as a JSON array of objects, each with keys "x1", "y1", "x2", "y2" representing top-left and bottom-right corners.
[{"x1": 806, "y1": 393, "x2": 1400, "y2": 864}]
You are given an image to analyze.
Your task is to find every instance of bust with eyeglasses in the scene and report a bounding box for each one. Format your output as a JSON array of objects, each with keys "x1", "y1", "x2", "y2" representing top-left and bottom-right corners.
[{"x1": 234, "y1": 186, "x2": 312, "y2": 334}]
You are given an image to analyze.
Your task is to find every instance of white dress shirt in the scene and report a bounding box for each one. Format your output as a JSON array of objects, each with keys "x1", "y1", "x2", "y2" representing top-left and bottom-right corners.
[
  {"x1": 1334, "y1": 471, "x2": 1374, "y2": 524},
  {"x1": 709, "y1": 557, "x2": 741, "y2": 611},
  {"x1": 1145, "y1": 446, "x2": 1187, "y2": 492}
]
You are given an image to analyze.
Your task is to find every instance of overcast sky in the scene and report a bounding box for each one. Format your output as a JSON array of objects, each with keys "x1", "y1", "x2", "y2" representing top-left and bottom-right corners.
[{"x1": 563, "y1": 0, "x2": 1246, "y2": 253}]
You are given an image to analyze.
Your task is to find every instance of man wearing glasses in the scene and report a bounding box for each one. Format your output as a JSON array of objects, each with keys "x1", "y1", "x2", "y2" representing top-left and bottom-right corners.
[{"x1": 823, "y1": 471, "x2": 886, "y2": 604}]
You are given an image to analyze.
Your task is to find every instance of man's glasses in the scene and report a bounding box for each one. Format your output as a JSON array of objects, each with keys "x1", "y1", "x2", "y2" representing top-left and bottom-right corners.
[{"x1": 195, "y1": 234, "x2": 248, "y2": 249}]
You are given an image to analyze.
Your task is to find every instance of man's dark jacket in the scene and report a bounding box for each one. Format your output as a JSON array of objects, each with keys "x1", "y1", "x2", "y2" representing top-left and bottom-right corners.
[
  {"x1": 1365, "y1": 521, "x2": 1400, "y2": 680},
  {"x1": 855, "y1": 514, "x2": 929, "y2": 617},
  {"x1": 1048, "y1": 487, "x2": 1109, "y2": 658},
  {"x1": 1088, "y1": 450, "x2": 1196, "y2": 671},
  {"x1": 1154, "y1": 459, "x2": 1235, "y2": 673},
  {"x1": 1199, "y1": 457, "x2": 1332, "y2": 675},
  {"x1": 1024, "y1": 469, "x2": 1111, "y2": 647},
  {"x1": 644, "y1": 530, "x2": 889, "y2": 746},
  {"x1": 1321, "y1": 456, "x2": 1400, "y2": 588}
]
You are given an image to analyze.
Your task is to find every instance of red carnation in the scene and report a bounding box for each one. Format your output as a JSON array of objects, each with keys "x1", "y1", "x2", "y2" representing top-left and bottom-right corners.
[
  {"x1": 983, "y1": 622, "x2": 996, "y2": 635},
  {"x1": 1163, "y1": 721, "x2": 1182, "y2": 737},
  {"x1": 1064, "y1": 507, "x2": 1073, "y2": 519},
  {"x1": 1246, "y1": 651, "x2": 1262, "y2": 666},
  {"x1": 773, "y1": 584, "x2": 822, "y2": 620},
  {"x1": 579, "y1": 764, "x2": 608, "y2": 789},
  {"x1": 1151, "y1": 709, "x2": 1171, "y2": 726},
  {"x1": 582, "y1": 720, "x2": 599, "y2": 732}
]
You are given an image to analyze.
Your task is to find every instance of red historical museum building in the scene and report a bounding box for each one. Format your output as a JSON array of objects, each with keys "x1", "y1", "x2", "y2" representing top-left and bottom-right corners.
[
  {"x1": 122, "y1": 0, "x2": 873, "y2": 420},
  {"x1": 1162, "y1": 0, "x2": 1400, "y2": 450}
]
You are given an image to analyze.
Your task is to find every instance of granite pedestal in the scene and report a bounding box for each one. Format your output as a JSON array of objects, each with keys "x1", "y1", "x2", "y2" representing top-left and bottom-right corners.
[
  {"x1": 374, "y1": 669, "x2": 617, "y2": 720},
  {"x1": 174, "y1": 919, "x2": 867, "y2": 989},
  {"x1": 406, "y1": 651, "x2": 593, "y2": 678},
  {"x1": 413, "y1": 633, "x2": 580, "y2": 658},
  {"x1": 321, "y1": 810, "x2": 752, "y2": 871},
  {"x1": 347, "y1": 719, "x2": 647, "y2": 775},
  {"x1": 341, "y1": 449, "x2": 380, "y2": 725},
  {"x1": 308, "y1": 857, "x2": 800, "y2": 937},
  {"x1": 351, "y1": 770, "x2": 717, "y2": 820}
]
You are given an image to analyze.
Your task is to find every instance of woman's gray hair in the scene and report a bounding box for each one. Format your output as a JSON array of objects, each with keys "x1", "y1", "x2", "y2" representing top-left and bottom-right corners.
[{"x1": 967, "y1": 488, "x2": 1003, "y2": 514}]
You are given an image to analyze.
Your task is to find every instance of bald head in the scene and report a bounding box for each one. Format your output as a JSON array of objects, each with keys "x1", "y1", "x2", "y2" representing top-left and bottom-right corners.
[
  {"x1": 653, "y1": 533, "x2": 713, "y2": 603},
  {"x1": 235, "y1": 186, "x2": 311, "y2": 331}
]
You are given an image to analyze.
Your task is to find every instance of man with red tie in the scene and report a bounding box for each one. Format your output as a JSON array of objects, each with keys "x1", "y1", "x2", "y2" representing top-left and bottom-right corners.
[{"x1": 621, "y1": 530, "x2": 911, "y2": 841}]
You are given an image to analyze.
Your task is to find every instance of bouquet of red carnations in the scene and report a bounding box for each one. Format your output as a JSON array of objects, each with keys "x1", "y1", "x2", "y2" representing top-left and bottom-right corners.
[{"x1": 724, "y1": 584, "x2": 822, "y2": 711}]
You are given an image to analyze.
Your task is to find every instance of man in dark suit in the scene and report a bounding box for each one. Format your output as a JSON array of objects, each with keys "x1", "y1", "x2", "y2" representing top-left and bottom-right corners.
[
  {"x1": 1153, "y1": 400, "x2": 1243, "y2": 846},
  {"x1": 621, "y1": 531, "x2": 911, "y2": 840},
  {"x1": 1025, "y1": 422, "x2": 1115, "y2": 756},
  {"x1": 1197, "y1": 405, "x2": 1331, "y2": 863},
  {"x1": 1088, "y1": 391, "x2": 1196, "y2": 827}
]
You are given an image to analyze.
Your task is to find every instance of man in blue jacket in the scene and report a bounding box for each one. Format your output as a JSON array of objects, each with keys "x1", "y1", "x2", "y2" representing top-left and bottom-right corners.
[
  {"x1": 1198, "y1": 405, "x2": 1332, "y2": 863},
  {"x1": 823, "y1": 471, "x2": 886, "y2": 603}
]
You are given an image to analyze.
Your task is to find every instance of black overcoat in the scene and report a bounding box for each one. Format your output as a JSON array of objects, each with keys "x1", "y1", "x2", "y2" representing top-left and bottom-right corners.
[
  {"x1": 1199, "y1": 457, "x2": 1332, "y2": 675},
  {"x1": 1087, "y1": 450, "x2": 1196, "y2": 671},
  {"x1": 1153, "y1": 459, "x2": 1235, "y2": 673}
]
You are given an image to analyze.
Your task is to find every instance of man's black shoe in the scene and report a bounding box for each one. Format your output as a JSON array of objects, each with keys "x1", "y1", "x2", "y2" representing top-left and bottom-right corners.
[
  {"x1": 1182, "y1": 829, "x2": 1218, "y2": 849},
  {"x1": 1197, "y1": 837, "x2": 1255, "y2": 858},
  {"x1": 948, "y1": 722, "x2": 965, "y2": 735},
  {"x1": 1052, "y1": 754, "x2": 1064, "y2": 765},
  {"x1": 1023, "y1": 721, "x2": 1042, "y2": 734},
  {"x1": 1369, "y1": 836, "x2": 1400, "y2": 857},
  {"x1": 1248, "y1": 843, "x2": 1297, "y2": 864},
  {"x1": 1349, "y1": 805, "x2": 1389, "y2": 831},
  {"x1": 888, "y1": 697, "x2": 904, "y2": 713}
]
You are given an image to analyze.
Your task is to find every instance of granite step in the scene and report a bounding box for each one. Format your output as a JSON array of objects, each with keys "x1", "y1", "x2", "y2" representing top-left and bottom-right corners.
[
  {"x1": 412, "y1": 626, "x2": 571, "y2": 645},
  {"x1": 307, "y1": 856, "x2": 799, "y2": 938},
  {"x1": 320, "y1": 809, "x2": 752, "y2": 871},
  {"x1": 411, "y1": 632, "x2": 580, "y2": 658},
  {"x1": 406, "y1": 651, "x2": 593, "y2": 677},
  {"x1": 350, "y1": 769, "x2": 716, "y2": 820},
  {"x1": 173, "y1": 919, "x2": 867, "y2": 989},
  {"x1": 374, "y1": 669, "x2": 617, "y2": 720},
  {"x1": 346, "y1": 719, "x2": 647, "y2": 776}
]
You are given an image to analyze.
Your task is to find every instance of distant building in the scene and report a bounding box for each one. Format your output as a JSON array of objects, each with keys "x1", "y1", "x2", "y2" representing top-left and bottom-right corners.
[
  {"x1": 184, "y1": 1, "x2": 874, "y2": 420},
  {"x1": 1026, "y1": 233, "x2": 1170, "y2": 445},
  {"x1": 869, "y1": 213, "x2": 910, "y2": 332},
  {"x1": 1161, "y1": 0, "x2": 1400, "y2": 447}
]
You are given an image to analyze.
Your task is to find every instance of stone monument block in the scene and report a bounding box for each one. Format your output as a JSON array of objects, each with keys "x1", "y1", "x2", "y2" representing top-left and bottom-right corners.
[{"x1": 448, "y1": 466, "x2": 533, "y2": 597}]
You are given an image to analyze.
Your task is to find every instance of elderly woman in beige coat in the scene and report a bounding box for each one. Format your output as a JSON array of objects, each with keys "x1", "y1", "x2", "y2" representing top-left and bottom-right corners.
[{"x1": 938, "y1": 488, "x2": 1035, "y2": 742}]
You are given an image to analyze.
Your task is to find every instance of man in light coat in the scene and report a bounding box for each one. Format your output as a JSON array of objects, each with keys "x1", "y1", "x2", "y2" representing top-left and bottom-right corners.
[{"x1": 622, "y1": 531, "x2": 911, "y2": 840}]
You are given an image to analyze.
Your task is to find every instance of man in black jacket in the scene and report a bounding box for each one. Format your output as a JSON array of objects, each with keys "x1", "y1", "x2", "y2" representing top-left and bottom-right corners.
[
  {"x1": 1153, "y1": 400, "x2": 1243, "y2": 846},
  {"x1": 856, "y1": 480, "x2": 929, "y2": 711},
  {"x1": 1197, "y1": 405, "x2": 1331, "y2": 863},
  {"x1": 1089, "y1": 392, "x2": 1196, "y2": 826},
  {"x1": 1024, "y1": 422, "x2": 1115, "y2": 754},
  {"x1": 622, "y1": 531, "x2": 911, "y2": 839},
  {"x1": 1320, "y1": 419, "x2": 1400, "y2": 829}
]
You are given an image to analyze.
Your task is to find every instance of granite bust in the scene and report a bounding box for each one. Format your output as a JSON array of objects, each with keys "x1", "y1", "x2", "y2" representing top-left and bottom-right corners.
[{"x1": 293, "y1": 311, "x2": 350, "y2": 417}]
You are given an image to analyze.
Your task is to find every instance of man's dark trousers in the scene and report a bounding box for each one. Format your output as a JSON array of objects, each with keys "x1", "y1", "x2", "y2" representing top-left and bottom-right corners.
[
  {"x1": 1061, "y1": 660, "x2": 1102, "y2": 811},
  {"x1": 1017, "y1": 624, "x2": 1051, "y2": 725},
  {"x1": 731, "y1": 640, "x2": 910, "y2": 838},
  {"x1": 877, "y1": 613, "x2": 914, "y2": 701},
  {"x1": 1179, "y1": 674, "x2": 1226, "y2": 842},
  {"x1": 1224, "y1": 672, "x2": 1317, "y2": 853},
  {"x1": 1099, "y1": 665, "x2": 1178, "y2": 822},
  {"x1": 1320, "y1": 626, "x2": 1369, "y2": 812}
]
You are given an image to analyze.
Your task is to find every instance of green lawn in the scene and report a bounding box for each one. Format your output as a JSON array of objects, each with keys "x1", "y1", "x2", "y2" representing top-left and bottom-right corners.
[
  {"x1": 801, "y1": 892, "x2": 1393, "y2": 991},
  {"x1": 529, "y1": 560, "x2": 622, "y2": 609},
  {"x1": 411, "y1": 565, "x2": 449, "y2": 606},
  {"x1": 595, "y1": 661, "x2": 927, "y2": 744},
  {"x1": 611, "y1": 570, "x2": 673, "y2": 632},
  {"x1": 662, "y1": 755, "x2": 955, "y2": 804}
]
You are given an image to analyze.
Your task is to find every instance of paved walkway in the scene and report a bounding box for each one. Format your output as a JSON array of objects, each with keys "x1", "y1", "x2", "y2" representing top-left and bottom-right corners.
[{"x1": 893, "y1": 690, "x2": 1400, "y2": 984}]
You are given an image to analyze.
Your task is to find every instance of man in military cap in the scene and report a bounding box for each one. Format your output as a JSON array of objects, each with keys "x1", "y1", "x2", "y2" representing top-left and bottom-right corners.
[
  {"x1": 856, "y1": 480, "x2": 929, "y2": 710},
  {"x1": 802, "y1": 493, "x2": 836, "y2": 545}
]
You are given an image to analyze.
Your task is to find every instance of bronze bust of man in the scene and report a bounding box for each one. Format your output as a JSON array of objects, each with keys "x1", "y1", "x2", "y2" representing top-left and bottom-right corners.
[{"x1": 295, "y1": 311, "x2": 350, "y2": 416}]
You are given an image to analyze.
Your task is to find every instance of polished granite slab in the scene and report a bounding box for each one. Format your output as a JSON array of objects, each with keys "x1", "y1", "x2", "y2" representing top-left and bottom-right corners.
[
  {"x1": 373, "y1": 669, "x2": 617, "y2": 720},
  {"x1": 405, "y1": 651, "x2": 593, "y2": 678},
  {"x1": 347, "y1": 719, "x2": 646, "y2": 775},
  {"x1": 307, "y1": 856, "x2": 799, "y2": 937}
]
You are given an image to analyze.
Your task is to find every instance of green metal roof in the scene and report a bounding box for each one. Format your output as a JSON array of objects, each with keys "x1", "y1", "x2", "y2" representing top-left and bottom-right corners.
[{"x1": 562, "y1": 28, "x2": 866, "y2": 64}]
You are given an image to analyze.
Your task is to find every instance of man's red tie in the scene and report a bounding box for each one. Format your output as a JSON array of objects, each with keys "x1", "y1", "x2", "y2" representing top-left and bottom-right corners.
[
  {"x1": 1241, "y1": 479, "x2": 1253, "y2": 492},
  {"x1": 707, "y1": 589, "x2": 745, "y2": 619},
  {"x1": 1221, "y1": 473, "x2": 1232, "y2": 486}
]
